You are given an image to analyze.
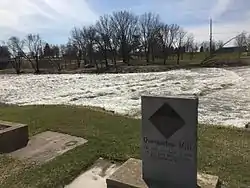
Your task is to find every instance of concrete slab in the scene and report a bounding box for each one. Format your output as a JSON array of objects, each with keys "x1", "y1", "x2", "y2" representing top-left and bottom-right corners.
[
  {"x1": 65, "y1": 158, "x2": 120, "y2": 188},
  {"x1": 10, "y1": 131, "x2": 87, "y2": 164},
  {"x1": 107, "y1": 158, "x2": 220, "y2": 188}
]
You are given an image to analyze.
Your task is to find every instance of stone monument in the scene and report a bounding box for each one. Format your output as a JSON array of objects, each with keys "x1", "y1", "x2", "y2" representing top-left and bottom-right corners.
[
  {"x1": 141, "y1": 95, "x2": 198, "y2": 187},
  {"x1": 107, "y1": 95, "x2": 219, "y2": 188}
]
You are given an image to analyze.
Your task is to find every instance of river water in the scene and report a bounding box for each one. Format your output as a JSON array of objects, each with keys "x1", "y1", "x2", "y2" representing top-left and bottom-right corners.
[{"x1": 0, "y1": 67, "x2": 249, "y2": 127}]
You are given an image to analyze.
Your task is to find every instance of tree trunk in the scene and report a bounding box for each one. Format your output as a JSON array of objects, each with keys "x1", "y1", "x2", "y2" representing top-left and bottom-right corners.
[
  {"x1": 35, "y1": 55, "x2": 40, "y2": 73},
  {"x1": 12, "y1": 58, "x2": 21, "y2": 74},
  {"x1": 104, "y1": 48, "x2": 108, "y2": 68},
  {"x1": 145, "y1": 45, "x2": 149, "y2": 63},
  {"x1": 114, "y1": 59, "x2": 117, "y2": 73},
  {"x1": 15, "y1": 61, "x2": 20, "y2": 74},
  {"x1": 122, "y1": 45, "x2": 127, "y2": 64},
  {"x1": 113, "y1": 52, "x2": 117, "y2": 72},
  {"x1": 190, "y1": 52, "x2": 194, "y2": 60},
  {"x1": 89, "y1": 51, "x2": 93, "y2": 65},
  {"x1": 77, "y1": 53, "x2": 81, "y2": 69},
  {"x1": 177, "y1": 50, "x2": 180, "y2": 65},
  {"x1": 100, "y1": 61, "x2": 103, "y2": 69},
  {"x1": 95, "y1": 60, "x2": 99, "y2": 73},
  {"x1": 57, "y1": 62, "x2": 62, "y2": 72},
  {"x1": 77, "y1": 60, "x2": 81, "y2": 69},
  {"x1": 163, "y1": 46, "x2": 167, "y2": 65},
  {"x1": 17, "y1": 58, "x2": 21, "y2": 74},
  {"x1": 146, "y1": 51, "x2": 150, "y2": 63},
  {"x1": 238, "y1": 48, "x2": 241, "y2": 59},
  {"x1": 126, "y1": 49, "x2": 130, "y2": 65},
  {"x1": 151, "y1": 45, "x2": 155, "y2": 62}
]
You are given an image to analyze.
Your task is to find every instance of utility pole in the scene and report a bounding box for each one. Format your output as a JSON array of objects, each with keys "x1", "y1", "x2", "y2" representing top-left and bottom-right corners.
[{"x1": 209, "y1": 18, "x2": 213, "y2": 56}]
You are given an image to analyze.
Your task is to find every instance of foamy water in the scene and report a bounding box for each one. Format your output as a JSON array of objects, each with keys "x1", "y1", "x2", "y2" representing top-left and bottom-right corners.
[{"x1": 0, "y1": 67, "x2": 249, "y2": 127}]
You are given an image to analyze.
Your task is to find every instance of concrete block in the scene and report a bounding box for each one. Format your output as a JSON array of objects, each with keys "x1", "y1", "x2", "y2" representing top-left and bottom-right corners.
[
  {"x1": 0, "y1": 120, "x2": 28, "y2": 153},
  {"x1": 107, "y1": 158, "x2": 220, "y2": 188}
]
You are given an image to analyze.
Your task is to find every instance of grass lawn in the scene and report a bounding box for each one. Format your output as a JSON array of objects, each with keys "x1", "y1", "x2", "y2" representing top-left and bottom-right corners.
[
  {"x1": 129, "y1": 52, "x2": 247, "y2": 66},
  {"x1": 0, "y1": 105, "x2": 249, "y2": 188}
]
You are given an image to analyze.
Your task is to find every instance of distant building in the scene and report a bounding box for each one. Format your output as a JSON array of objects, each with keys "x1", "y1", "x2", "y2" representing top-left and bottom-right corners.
[{"x1": 217, "y1": 46, "x2": 247, "y2": 53}]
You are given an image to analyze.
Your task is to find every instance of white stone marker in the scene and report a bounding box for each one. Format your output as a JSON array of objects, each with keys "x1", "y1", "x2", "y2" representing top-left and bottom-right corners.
[{"x1": 141, "y1": 95, "x2": 198, "y2": 188}]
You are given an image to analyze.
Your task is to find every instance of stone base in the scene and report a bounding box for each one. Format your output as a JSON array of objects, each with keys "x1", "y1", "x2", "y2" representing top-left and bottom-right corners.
[
  {"x1": 106, "y1": 158, "x2": 220, "y2": 188},
  {"x1": 0, "y1": 120, "x2": 28, "y2": 153}
]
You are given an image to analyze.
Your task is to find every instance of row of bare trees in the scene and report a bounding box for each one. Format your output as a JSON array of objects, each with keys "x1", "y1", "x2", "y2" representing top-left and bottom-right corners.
[
  {"x1": 1, "y1": 34, "x2": 66, "y2": 74},
  {"x1": 69, "y1": 11, "x2": 199, "y2": 69},
  {"x1": 68, "y1": 11, "x2": 250, "y2": 70},
  {"x1": 1, "y1": 34, "x2": 44, "y2": 74},
  {"x1": 1, "y1": 10, "x2": 250, "y2": 74},
  {"x1": 235, "y1": 32, "x2": 250, "y2": 57}
]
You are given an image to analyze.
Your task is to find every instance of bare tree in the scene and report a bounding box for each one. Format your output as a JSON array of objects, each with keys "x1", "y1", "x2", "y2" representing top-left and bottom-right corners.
[
  {"x1": 215, "y1": 40, "x2": 224, "y2": 50},
  {"x1": 235, "y1": 32, "x2": 247, "y2": 58},
  {"x1": 246, "y1": 34, "x2": 250, "y2": 54},
  {"x1": 95, "y1": 14, "x2": 115, "y2": 68},
  {"x1": 110, "y1": 28, "x2": 120, "y2": 67},
  {"x1": 70, "y1": 27, "x2": 87, "y2": 68},
  {"x1": 25, "y1": 34, "x2": 44, "y2": 73},
  {"x1": 7, "y1": 37, "x2": 25, "y2": 74},
  {"x1": 139, "y1": 12, "x2": 160, "y2": 63},
  {"x1": 159, "y1": 24, "x2": 180, "y2": 64},
  {"x1": 51, "y1": 45, "x2": 60, "y2": 58},
  {"x1": 200, "y1": 41, "x2": 210, "y2": 52},
  {"x1": 71, "y1": 25, "x2": 102, "y2": 70},
  {"x1": 185, "y1": 34, "x2": 194, "y2": 51},
  {"x1": 82, "y1": 26, "x2": 97, "y2": 66},
  {"x1": 185, "y1": 34, "x2": 195, "y2": 60},
  {"x1": 59, "y1": 44, "x2": 66, "y2": 57},
  {"x1": 45, "y1": 44, "x2": 62, "y2": 72},
  {"x1": 110, "y1": 11, "x2": 139, "y2": 64},
  {"x1": 175, "y1": 28, "x2": 187, "y2": 65}
]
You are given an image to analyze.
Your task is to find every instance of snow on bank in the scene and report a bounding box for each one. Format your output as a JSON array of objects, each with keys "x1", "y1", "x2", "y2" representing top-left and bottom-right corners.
[{"x1": 0, "y1": 67, "x2": 249, "y2": 128}]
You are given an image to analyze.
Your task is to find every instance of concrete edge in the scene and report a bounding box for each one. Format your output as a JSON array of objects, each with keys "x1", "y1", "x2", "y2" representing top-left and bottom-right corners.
[{"x1": 0, "y1": 120, "x2": 27, "y2": 133}]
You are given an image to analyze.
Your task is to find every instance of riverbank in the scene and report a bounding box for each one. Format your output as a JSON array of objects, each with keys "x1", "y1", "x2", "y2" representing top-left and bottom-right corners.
[{"x1": 0, "y1": 59, "x2": 249, "y2": 75}]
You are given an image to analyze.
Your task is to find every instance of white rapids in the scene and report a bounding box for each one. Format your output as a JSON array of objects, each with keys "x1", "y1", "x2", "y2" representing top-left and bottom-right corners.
[{"x1": 0, "y1": 67, "x2": 249, "y2": 128}]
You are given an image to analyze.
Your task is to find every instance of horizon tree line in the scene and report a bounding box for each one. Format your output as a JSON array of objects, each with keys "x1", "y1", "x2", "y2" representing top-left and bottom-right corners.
[{"x1": 0, "y1": 10, "x2": 249, "y2": 74}]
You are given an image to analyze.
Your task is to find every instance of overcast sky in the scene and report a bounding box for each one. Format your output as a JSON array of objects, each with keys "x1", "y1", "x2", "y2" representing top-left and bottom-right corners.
[{"x1": 0, "y1": 0, "x2": 249, "y2": 45}]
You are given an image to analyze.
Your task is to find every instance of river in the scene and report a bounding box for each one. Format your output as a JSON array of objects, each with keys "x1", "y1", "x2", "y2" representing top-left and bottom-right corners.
[{"x1": 0, "y1": 67, "x2": 249, "y2": 128}]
